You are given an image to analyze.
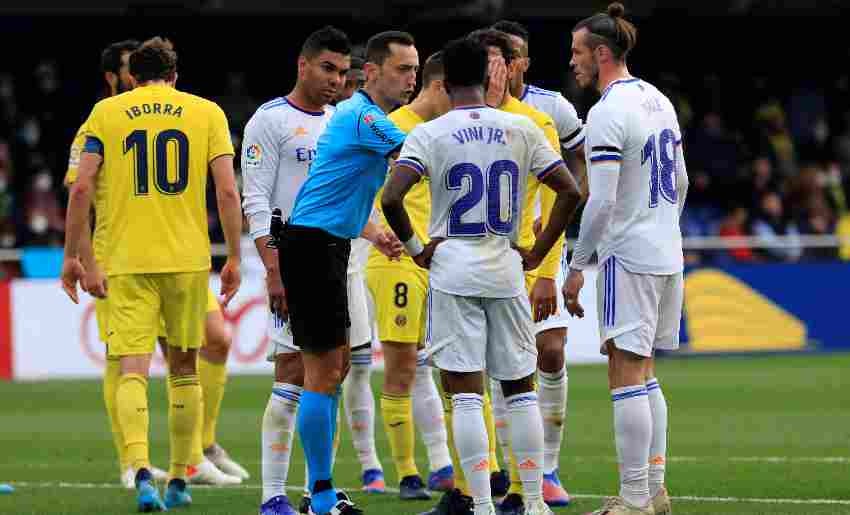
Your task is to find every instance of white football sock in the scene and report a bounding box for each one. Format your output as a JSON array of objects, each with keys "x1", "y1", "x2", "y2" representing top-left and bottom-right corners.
[
  {"x1": 413, "y1": 352, "x2": 451, "y2": 472},
  {"x1": 343, "y1": 350, "x2": 382, "y2": 472},
  {"x1": 262, "y1": 383, "x2": 301, "y2": 504},
  {"x1": 506, "y1": 391, "x2": 545, "y2": 503},
  {"x1": 452, "y1": 393, "x2": 493, "y2": 513},
  {"x1": 612, "y1": 385, "x2": 652, "y2": 508},
  {"x1": 489, "y1": 379, "x2": 511, "y2": 465},
  {"x1": 538, "y1": 366, "x2": 568, "y2": 474},
  {"x1": 646, "y1": 378, "x2": 667, "y2": 497}
]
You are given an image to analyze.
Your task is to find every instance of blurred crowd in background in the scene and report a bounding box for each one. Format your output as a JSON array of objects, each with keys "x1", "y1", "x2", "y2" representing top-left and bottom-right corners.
[{"x1": 1, "y1": 51, "x2": 849, "y2": 278}]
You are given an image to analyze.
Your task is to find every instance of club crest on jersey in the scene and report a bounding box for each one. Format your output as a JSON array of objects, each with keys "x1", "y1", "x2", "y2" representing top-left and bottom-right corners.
[
  {"x1": 395, "y1": 314, "x2": 407, "y2": 327},
  {"x1": 245, "y1": 143, "x2": 262, "y2": 168}
]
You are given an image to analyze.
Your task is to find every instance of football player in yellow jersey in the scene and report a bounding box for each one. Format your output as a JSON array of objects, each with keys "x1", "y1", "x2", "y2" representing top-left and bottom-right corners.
[
  {"x1": 61, "y1": 38, "x2": 243, "y2": 512},
  {"x1": 366, "y1": 51, "x2": 455, "y2": 499},
  {"x1": 63, "y1": 39, "x2": 247, "y2": 491}
]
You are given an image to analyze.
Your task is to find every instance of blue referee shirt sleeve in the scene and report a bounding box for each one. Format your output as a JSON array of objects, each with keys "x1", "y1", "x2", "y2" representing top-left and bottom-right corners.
[{"x1": 357, "y1": 105, "x2": 406, "y2": 157}]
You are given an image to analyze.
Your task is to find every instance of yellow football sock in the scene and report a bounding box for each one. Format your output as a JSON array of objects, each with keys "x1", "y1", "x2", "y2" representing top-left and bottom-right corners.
[
  {"x1": 483, "y1": 389, "x2": 500, "y2": 473},
  {"x1": 168, "y1": 374, "x2": 202, "y2": 480},
  {"x1": 198, "y1": 357, "x2": 227, "y2": 450},
  {"x1": 381, "y1": 392, "x2": 418, "y2": 481},
  {"x1": 103, "y1": 356, "x2": 126, "y2": 472},
  {"x1": 507, "y1": 446, "x2": 523, "y2": 495},
  {"x1": 166, "y1": 374, "x2": 204, "y2": 468},
  {"x1": 443, "y1": 392, "x2": 468, "y2": 495},
  {"x1": 116, "y1": 373, "x2": 150, "y2": 471}
]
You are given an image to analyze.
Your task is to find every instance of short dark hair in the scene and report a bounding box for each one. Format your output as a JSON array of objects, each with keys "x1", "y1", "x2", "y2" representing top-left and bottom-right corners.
[
  {"x1": 101, "y1": 39, "x2": 140, "y2": 74},
  {"x1": 467, "y1": 28, "x2": 514, "y2": 64},
  {"x1": 365, "y1": 30, "x2": 415, "y2": 65},
  {"x1": 572, "y1": 2, "x2": 637, "y2": 61},
  {"x1": 300, "y1": 25, "x2": 351, "y2": 59},
  {"x1": 422, "y1": 51, "x2": 444, "y2": 87},
  {"x1": 491, "y1": 20, "x2": 529, "y2": 44},
  {"x1": 442, "y1": 37, "x2": 487, "y2": 91},
  {"x1": 129, "y1": 37, "x2": 177, "y2": 83}
]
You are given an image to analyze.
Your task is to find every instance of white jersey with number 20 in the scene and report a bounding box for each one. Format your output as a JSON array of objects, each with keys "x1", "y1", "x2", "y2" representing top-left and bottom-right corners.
[{"x1": 396, "y1": 106, "x2": 563, "y2": 298}]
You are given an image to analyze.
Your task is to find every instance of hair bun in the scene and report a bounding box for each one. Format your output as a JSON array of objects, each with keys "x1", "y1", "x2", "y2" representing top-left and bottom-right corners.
[{"x1": 607, "y1": 2, "x2": 626, "y2": 18}]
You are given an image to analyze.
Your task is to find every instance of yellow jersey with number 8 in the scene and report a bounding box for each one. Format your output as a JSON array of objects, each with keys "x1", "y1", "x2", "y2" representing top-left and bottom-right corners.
[{"x1": 82, "y1": 83, "x2": 234, "y2": 275}]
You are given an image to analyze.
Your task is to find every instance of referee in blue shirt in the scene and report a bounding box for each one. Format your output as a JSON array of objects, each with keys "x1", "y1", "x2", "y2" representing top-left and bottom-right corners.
[{"x1": 279, "y1": 31, "x2": 419, "y2": 515}]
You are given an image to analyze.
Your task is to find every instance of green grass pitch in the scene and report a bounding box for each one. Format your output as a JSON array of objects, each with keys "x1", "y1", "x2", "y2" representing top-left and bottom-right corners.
[{"x1": 1, "y1": 353, "x2": 849, "y2": 514}]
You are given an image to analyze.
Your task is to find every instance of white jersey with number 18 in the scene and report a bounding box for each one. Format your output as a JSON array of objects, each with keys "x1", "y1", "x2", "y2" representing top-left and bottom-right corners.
[
  {"x1": 396, "y1": 105, "x2": 563, "y2": 298},
  {"x1": 586, "y1": 78, "x2": 685, "y2": 275}
]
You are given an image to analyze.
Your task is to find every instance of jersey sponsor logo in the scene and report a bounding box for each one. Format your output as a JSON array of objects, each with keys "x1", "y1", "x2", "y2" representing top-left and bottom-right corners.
[
  {"x1": 295, "y1": 147, "x2": 318, "y2": 163},
  {"x1": 245, "y1": 143, "x2": 262, "y2": 168},
  {"x1": 363, "y1": 112, "x2": 398, "y2": 146}
]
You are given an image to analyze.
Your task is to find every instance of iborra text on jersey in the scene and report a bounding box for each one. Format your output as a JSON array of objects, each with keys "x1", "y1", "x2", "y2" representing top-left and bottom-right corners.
[
  {"x1": 124, "y1": 102, "x2": 184, "y2": 120},
  {"x1": 452, "y1": 125, "x2": 507, "y2": 145}
]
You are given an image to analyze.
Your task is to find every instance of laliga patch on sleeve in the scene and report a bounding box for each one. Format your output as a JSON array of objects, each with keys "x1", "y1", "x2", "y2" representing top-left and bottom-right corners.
[{"x1": 245, "y1": 143, "x2": 262, "y2": 168}]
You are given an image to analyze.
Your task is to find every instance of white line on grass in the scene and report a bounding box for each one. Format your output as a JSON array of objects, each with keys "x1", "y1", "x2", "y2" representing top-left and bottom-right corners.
[{"x1": 7, "y1": 481, "x2": 850, "y2": 506}]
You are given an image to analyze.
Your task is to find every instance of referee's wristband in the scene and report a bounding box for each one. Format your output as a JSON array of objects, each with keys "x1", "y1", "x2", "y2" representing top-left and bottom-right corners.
[{"x1": 403, "y1": 235, "x2": 425, "y2": 257}]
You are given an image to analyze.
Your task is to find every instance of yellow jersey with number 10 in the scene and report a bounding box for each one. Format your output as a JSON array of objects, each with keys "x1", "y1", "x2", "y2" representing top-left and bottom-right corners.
[{"x1": 82, "y1": 83, "x2": 234, "y2": 275}]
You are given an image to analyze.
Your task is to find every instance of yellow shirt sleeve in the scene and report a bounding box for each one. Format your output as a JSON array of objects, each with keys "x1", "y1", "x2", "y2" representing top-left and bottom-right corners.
[
  {"x1": 64, "y1": 125, "x2": 88, "y2": 186},
  {"x1": 207, "y1": 103, "x2": 235, "y2": 162},
  {"x1": 535, "y1": 116, "x2": 565, "y2": 280}
]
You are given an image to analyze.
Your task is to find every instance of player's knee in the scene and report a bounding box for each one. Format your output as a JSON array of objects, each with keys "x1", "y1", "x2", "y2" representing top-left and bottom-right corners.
[
  {"x1": 537, "y1": 340, "x2": 566, "y2": 373},
  {"x1": 500, "y1": 374, "x2": 535, "y2": 398},
  {"x1": 168, "y1": 348, "x2": 198, "y2": 377},
  {"x1": 275, "y1": 353, "x2": 305, "y2": 386}
]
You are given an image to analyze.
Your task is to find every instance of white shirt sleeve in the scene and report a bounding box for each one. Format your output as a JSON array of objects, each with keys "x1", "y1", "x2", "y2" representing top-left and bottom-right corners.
[
  {"x1": 674, "y1": 135, "x2": 689, "y2": 217},
  {"x1": 396, "y1": 126, "x2": 431, "y2": 177},
  {"x1": 570, "y1": 103, "x2": 625, "y2": 269},
  {"x1": 553, "y1": 94, "x2": 585, "y2": 153},
  {"x1": 241, "y1": 111, "x2": 284, "y2": 241}
]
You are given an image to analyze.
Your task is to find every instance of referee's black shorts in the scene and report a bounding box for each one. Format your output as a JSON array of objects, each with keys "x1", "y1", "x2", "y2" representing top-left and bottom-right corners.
[{"x1": 278, "y1": 223, "x2": 351, "y2": 353}]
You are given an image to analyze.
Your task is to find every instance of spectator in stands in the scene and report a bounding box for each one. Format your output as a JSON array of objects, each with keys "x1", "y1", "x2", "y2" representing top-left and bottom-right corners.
[
  {"x1": 688, "y1": 111, "x2": 739, "y2": 193},
  {"x1": 0, "y1": 141, "x2": 15, "y2": 249},
  {"x1": 24, "y1": 169, "x2": 63, "y2": 247},
  {"x1": 798, "y1": 195, "x2": 837, "y2": 261},
  {"x1": 751, "y1": 191, "x2": 802, "y2": 262},
  {"x1": 718, "y1": 206, "x2": 756, "y2": 262},
  {"x1": 755, "y1": 100, "x2": 798, "y2": 178}
]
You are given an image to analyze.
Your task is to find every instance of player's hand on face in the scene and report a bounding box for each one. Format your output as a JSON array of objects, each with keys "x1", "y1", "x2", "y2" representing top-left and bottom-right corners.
[
  {"x1": 60, "y1": 257, "x2": 86, "y2": 304},
  {"x1": 219, "y1": 257, "x2": 241, "y2": 308},
  {"x1": 266, "y1": 269, "x2": 287, "y2": 322},
  {"x1": 83, "y1": 262, "x2": 108, "y2": 299},
  {"x1": 375, "y1": 230, "x2": 404, "y2": 260},
  {"x1": 513, "y1": 244, "x2": 543, "y2": 271},
  {"x1": 563, "y1": 268, "x2": 585, "y2": 318},
  {"x1": 412, "y1": 238, "x2": 444, "y2": 269},
  {"x1": 485, "y1": 56, "x2": 507, "y2": 107},
  {"x1": 530, "y1": 277, "x2": 558, "y2": 323},
  {"x1": 532, "y1": 217, "x2": 543, "y2": 238}
]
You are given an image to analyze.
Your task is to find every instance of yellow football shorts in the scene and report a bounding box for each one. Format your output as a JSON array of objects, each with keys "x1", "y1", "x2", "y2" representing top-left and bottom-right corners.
[
  {"x1": 108, "y1": 271, "x2": 209, "y2": 356},
  {"x1": 157, "y1": 287, "x2": 220, "y2": 339},
  {"x1": 95, "y1": 297, "x2": 110, "y2": 343},
  {"x1": 366, "y1": 262, "x2": 428, "y2": 344}
]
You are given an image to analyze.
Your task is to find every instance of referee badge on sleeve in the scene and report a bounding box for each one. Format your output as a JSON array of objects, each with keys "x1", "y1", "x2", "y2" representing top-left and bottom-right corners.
[{"x1": 245, "y1": 143, "x2": 262, "y2": 168}]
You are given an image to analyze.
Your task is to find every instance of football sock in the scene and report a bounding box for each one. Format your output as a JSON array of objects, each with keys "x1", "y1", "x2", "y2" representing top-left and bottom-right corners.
[
  {"x1": 489, "y1": 379, "x2": 512, "y2": 467},
  {"x1": 168, "y1": 374, "x2": 202, "y2": 480},
  {"x1": 344, "y1": 352, "x2": 381, "y2": 472},
  {"x1": 262, "y1": 383, "x2": 301, "y2": 504},
  {"x1": 381, "y1": 392, "x2": 418, "y2": 480},
  {"x1": 298, "y1": 390, "x2": 336, "y2": 515},
  {"x1": 538, "y1": 366, "x2": 568, "y2": 474},
  {"x1": 482, "y1": 388, "x2": 500, "y2": 473},
  {"x1": 103, "y1": 356, "x2": 126, "y2": 472},
  {"x1": 198, "y1": 356, "x2": 227, "y2": 450},
  {"x1": 646, "y1": 378, "x2": 667, "y2": 497},
  {"x1": 452, "y1": 394, "x2": 492, "y2": 514},
  {"x1": 506, "y1": 392, "x2": 545, "y2": 503},
  {"x1": 116, "y1": 373, "x2": 150, "y2": 471},
  {"x1": 412, "y1": 354, "x2": 451, "y2": 472},
  {"x1": 612, "y1": 385, "x2": 651, "y2": 508},
  {"x1": 443, "y1": 391, "x2": 468, "y2": 494}
]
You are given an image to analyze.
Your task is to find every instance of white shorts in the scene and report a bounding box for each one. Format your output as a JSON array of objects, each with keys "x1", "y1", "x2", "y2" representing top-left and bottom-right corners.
[
  {"x1": 425, "y1": 288, "x2": 537, "y2": 381},
  {"x1": 267, "y1": 271, "x2": 372, "y2": 360},
  {"x1": 597, "y1": 257, "x2": 683, "y2": 358},
  {"x1": 532, "y1": 247, "x2": 570, "y2": 335}
]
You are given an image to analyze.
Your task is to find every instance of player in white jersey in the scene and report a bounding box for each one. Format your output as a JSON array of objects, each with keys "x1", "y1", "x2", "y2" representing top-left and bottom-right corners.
[
  {"x1": 242, "y1": 27, "x2": 383, "y2": 515},
  {"x1": 490, "y1": 20, "x2": 588, "y2": 505},
  {"x1": 382, "y1": 37, "x2": 582, "y2": 515},
  {"x1": 563, "y1": 4, "x2": 688, "y2": 515}
]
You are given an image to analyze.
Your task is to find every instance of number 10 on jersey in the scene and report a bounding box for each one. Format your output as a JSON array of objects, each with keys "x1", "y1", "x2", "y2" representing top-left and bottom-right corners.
[{"x1": 125, "y1": 129, "x2": 190, "y2": 196}]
